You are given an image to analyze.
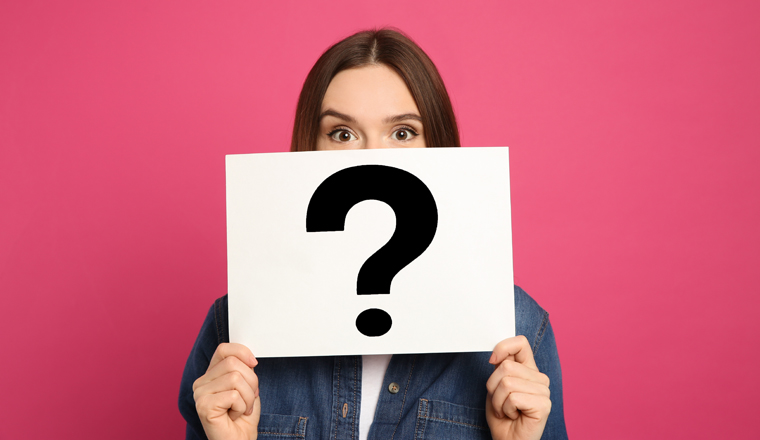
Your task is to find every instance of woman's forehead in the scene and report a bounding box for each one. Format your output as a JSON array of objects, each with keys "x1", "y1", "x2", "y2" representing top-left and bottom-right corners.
[{"x1": 321, "y1": 65, "x2": 419, "y2": 119}]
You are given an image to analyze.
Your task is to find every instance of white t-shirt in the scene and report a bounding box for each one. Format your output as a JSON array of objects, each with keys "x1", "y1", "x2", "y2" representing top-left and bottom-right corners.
[{"x1": 359, "y1": 354, "x2": 393, "y2": 440}]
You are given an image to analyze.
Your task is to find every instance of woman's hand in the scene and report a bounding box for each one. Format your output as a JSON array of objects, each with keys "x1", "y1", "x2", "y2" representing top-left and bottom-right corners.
[
  {"x1": 193, "y1": 343, "x2": 261, "y2": 440},
  {"x1": 485, "y1": 336, "x2": 552, "y2": 440}
]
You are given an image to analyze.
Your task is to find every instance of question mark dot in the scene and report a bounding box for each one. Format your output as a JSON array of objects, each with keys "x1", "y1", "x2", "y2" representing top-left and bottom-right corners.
[{"x1": 356, "y1": 308, "x2": 392, "y2": 337}]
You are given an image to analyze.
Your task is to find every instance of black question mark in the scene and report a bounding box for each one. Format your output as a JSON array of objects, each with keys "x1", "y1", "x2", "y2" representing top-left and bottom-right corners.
[{"x1": 306, "y1": 165, "x2": 438, "y2": 337}]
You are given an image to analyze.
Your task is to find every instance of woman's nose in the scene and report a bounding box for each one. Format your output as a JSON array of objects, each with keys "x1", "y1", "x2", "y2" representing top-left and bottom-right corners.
[{"x1": 364, "y1": 136, "x2": 386, "y2": 149}]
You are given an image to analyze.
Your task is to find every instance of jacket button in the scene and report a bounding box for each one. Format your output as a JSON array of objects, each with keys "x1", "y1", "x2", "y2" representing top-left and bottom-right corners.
[{"x1": 388, "y1": 382, "x2": 400, "y2": 394}]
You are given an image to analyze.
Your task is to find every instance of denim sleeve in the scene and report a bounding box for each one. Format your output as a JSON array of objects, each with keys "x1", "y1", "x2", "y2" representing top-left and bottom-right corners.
[
  {"x1": 515, "y1": 286, "x2": 567, "y2": 440},
  {"x1": 178, "y1": 299, "x2": 225, "y2": 440},
  {"x1": 534, "y1": 318, "x2": 567, "y2": 439}
]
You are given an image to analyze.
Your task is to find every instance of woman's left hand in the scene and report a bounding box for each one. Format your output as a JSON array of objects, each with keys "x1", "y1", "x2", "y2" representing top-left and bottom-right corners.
[{"x1": 485, "y1": 335, "x2": 552, "y2": 440}]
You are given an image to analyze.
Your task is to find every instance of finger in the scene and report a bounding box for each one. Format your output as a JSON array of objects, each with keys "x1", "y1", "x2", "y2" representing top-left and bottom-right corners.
[
  {"x1": 195, "y1": 354, "x2": 259, "y2": 394},
  {"x1": 489, "y1": 376, "x2": 550, "y2": 419},
  {"x1": 208, "y1": 343, "x2": 258, "y2": 371},
  {"x1": 489, "y1": 335, "x2": 537, "y2": 370},
  {"x1": 195, "y1": 389, "x2": 247, "y2": 423},
  {"x1": 194, "y1": 370, "x2": 257, "y2": 419},
  {"x1": 502, "y1": 392, "x2": 552, "y2": 422},
  {"x1": 486, "y1": 359, "x2": 550, "y2": 395}
]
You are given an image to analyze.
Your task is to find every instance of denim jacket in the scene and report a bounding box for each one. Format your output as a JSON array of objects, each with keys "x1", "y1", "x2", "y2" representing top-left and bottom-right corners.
[{"x1": 179, "y1": 286, "x2": 568, "y2": 439}]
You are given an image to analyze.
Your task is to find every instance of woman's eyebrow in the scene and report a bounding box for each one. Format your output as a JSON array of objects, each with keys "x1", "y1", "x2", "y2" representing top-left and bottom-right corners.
[
  {"x1": 319, "y1": 109, "x2": 356, "y2": 123},
  {"x1": 383, "y1": 113, "x2": 422, "y2": 124}
]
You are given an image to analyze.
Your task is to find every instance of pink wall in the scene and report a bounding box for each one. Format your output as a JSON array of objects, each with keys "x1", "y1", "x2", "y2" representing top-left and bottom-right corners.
[{"x1": 2, "y1": 1, "x2": 758, "y2": 438}]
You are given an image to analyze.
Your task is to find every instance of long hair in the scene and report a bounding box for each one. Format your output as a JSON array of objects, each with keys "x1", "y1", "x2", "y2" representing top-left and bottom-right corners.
[{"x1": 291, "y1": 29, "x2": 460, "y2": 151}]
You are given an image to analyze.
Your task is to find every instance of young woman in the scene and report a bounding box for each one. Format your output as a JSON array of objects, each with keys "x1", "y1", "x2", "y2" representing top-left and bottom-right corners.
[{"x1": 179, "y1": 29, "x2": 567, "y2": 440}]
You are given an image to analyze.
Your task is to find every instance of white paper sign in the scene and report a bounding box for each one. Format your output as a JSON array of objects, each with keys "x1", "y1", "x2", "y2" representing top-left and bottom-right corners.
[{"x1": 226, "y1": 147, "x2": 514, "y2": 357}]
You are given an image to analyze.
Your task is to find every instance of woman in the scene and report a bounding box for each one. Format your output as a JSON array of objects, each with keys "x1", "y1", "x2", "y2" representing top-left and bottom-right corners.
[{"x1": 179, "y1": 29, "x2": 567, "y2": 440}]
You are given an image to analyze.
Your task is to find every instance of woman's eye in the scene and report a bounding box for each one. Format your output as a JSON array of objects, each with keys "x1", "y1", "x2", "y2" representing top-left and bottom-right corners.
[
  {"x1": 329, "y1": 129, "x2": 356, "y2": 142},
  {"x1": 392, "y1": 127, "x2": 418, "y2": 141}
]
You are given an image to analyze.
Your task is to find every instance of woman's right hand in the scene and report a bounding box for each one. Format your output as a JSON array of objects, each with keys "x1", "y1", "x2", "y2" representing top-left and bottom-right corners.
[{"x1": 193, "y1": 343, "x2": 261, "y2": 440}]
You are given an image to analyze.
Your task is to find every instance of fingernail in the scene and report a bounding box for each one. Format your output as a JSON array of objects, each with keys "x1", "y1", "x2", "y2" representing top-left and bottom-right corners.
[
  {"x1": 249, "y1": 355, "x2": 258, "y2": 367},
  {"x1": 488, "y1": 353, "x2": 496, "y2": 364},
  {"x1": 245, "y1": 406, "x2": 253, "y2": 416},
  {"x1": 255, "y1": 388, "x2": 259, "y2": 398}
]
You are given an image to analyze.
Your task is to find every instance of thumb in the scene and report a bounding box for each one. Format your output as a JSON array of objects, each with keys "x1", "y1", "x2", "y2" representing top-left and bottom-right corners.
[
  {"x1": 242, "y1": 395, "x2": 261, "y2": 440},
  {"x1": 251, "y1": 395, "x2": 261, "y2": 428}
]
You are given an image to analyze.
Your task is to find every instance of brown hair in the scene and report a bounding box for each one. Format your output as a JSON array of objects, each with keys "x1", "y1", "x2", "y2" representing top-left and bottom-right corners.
[{"x1": 290, "y1": 28, "x2": 460, "y2": 151}]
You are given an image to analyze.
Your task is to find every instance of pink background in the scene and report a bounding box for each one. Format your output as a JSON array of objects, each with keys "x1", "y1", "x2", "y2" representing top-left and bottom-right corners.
[{"x1": 2, "y1": 1, "x2": 758, "y2": 438}]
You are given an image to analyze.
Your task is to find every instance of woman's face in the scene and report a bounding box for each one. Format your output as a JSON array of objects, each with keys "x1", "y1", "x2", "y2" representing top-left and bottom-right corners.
[{"x1": 316, "y1": 65, "x2": 426, "y2": 151}]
